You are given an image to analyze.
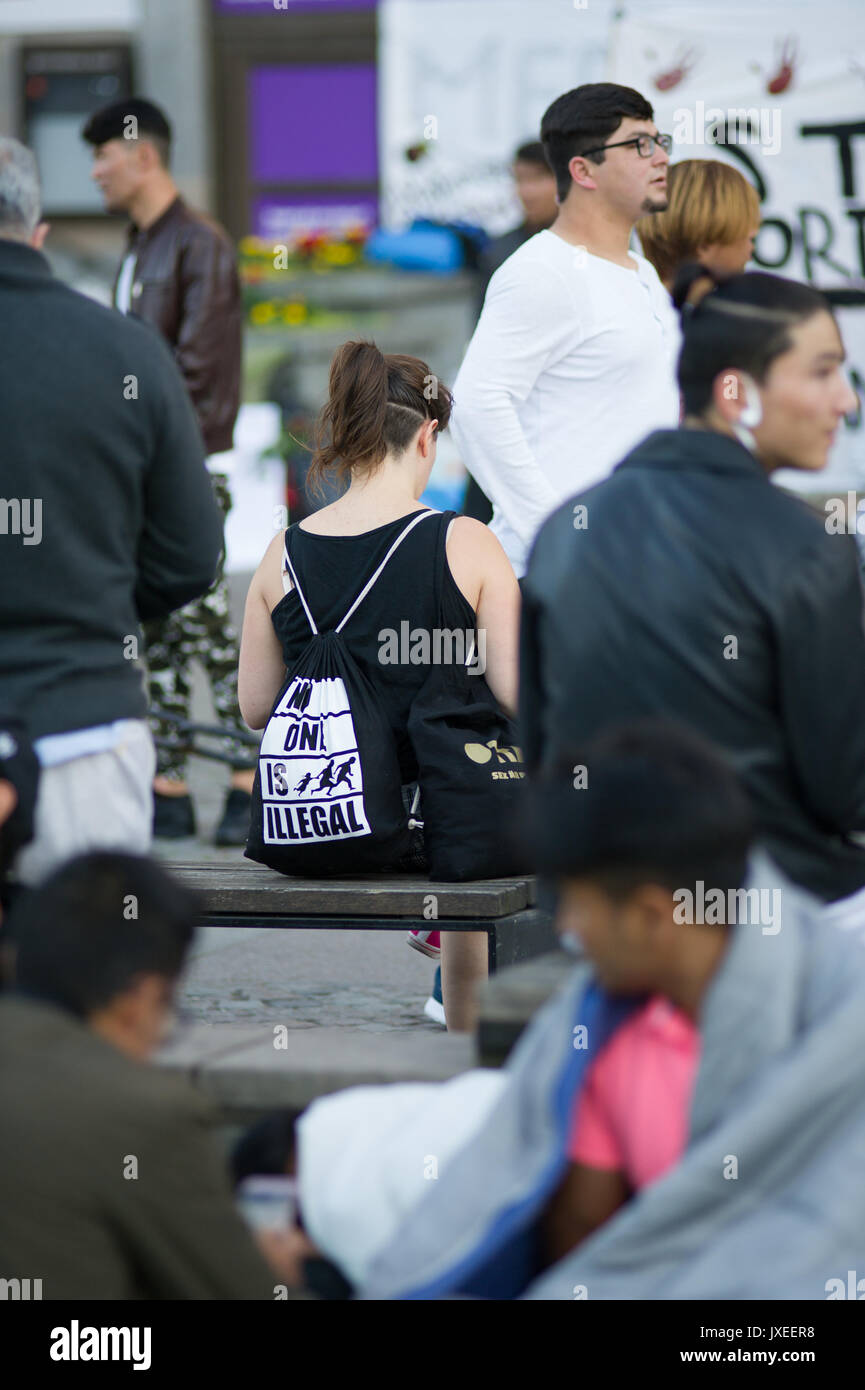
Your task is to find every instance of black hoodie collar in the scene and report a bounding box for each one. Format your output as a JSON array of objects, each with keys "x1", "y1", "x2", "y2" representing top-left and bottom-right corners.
[
  {"x1": 615, "y1": 426, "x2": 771, "y2": 482},
  {"x1": 0, "y1": 237, "x2": 53, "y2": 284}
]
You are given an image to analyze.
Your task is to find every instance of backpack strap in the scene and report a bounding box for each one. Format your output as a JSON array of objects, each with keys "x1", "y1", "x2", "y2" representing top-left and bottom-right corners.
[
  {"x1": 430, "y1": 509, "x2": 478, "y2": 672},
  {"x1": 282, "y1": 509, "x2": 439, "y2": 637},
  {"x1": 282, "y1": 535, "x2": 319, "y2": 636},
  {"x1": 335, "y1": 509, "x2": 439, "y2": 633}
]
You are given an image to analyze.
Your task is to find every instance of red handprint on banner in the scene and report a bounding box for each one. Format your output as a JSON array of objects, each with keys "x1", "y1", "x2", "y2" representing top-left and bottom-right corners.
[
  {"x1": 767, "y1": 36, "x2": 798, "y2": 94},
  {"x1": 653, "y1": 46, "x2": 700, "y2": 92}
]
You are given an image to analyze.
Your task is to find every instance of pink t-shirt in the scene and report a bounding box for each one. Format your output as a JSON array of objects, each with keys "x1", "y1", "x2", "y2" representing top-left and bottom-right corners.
[{"x1": 568, "y1": 996, "x2": 700, "y2": 1190}]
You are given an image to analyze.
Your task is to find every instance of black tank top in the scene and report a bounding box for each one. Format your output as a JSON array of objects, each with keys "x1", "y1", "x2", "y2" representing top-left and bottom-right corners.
[{"x1": 271, "y1": 509, "x2": 477, "y2": 782}]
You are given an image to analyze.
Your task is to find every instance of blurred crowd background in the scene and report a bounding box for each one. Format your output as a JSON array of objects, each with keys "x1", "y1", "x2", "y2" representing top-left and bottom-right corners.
[{"x1": 2, "y1": 0, "x2": 864, "y2": 571}]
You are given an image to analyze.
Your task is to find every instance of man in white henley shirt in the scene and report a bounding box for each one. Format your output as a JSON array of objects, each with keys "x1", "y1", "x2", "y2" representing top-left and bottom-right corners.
[{"x1": 451, "y1": 84, "x2": 681, "y2": 576}]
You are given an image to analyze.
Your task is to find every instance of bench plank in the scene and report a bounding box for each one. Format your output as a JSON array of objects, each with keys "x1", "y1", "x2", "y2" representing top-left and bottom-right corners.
[{"x1": 167, "y1": 862, "x2": 532, "y2": 918}]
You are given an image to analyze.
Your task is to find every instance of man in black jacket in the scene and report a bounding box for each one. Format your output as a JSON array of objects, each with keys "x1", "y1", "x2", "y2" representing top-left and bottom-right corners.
[
  {"x1": 520, "y1": 268, "x2": 864, "y2": 910},
  {"x1": 0, "y1": 137, "x2": 223, "y2": 886}
]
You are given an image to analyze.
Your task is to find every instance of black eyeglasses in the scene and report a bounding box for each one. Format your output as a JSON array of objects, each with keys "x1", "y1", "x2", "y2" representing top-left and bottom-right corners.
[{"x1": 581, "y1": 133, "x2": 673, "y2": 160}]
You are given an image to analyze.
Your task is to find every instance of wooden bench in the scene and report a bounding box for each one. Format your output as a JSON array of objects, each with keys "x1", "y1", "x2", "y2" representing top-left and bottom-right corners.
[{"x1": 168, "y1": 861, "x2": 555, "y2": 973}]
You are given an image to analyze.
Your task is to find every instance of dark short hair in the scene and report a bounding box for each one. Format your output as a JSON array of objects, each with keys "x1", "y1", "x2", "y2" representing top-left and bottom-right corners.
[
  {"x1": 82, "y1": 98, "x2": 172, "y2": 167},
  {"x1": 231, "y1": 1109, "x2": 304, "y2": 1186},
  {"x1": 524, "y1": 720, "x2": 754, "y2": 898},
  {"x1": 8, "y1": 852, "x2": 198, "y2": 1016},
  {"x1": 673, "y1": 264, "x2": 834, "y2": 416},
  {"x1": 513, "y1": 141, "x2": 552, "y2": 172},
  {"x1": 540, "y1": 83, "x2": 654, "y2": 201}
]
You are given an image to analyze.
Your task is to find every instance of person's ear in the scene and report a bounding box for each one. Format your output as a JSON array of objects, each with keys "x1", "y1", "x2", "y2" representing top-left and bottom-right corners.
[
  {"x1": 712, "y1": 370, "x2": 763, "y2": 429},
  {"x1": 419, "y1": 419, "x2": 438, "y2": 457},
  {"x1": 0, "y1": 779, "x2": 18, "y2": 830},
  {"x1": 568, "y1": 154, "x2": 598, "y2": 192},
  {"x1": 30, "y1": 222, "x2": 50, "y2": 251},
  {"x1": 110, "y1": 974, "x2": 174, "y2": 1052},
  {"x1": 138, "y1": 139, "x2": 161, "y2": 174},
  {"x1": 127, "y1": 973, "x2": 172, "y2": 1019}
]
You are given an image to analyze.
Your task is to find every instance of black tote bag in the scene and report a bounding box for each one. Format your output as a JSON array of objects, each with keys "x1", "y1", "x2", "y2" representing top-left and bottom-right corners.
[{"x1": 407, "y1": 513, "x2": 528, "y2": 881}]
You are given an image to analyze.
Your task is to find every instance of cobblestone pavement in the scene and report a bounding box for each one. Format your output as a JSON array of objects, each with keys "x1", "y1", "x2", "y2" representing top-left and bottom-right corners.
[{"x1": 152, "y1": 572, "x2": 441, "y2": 1032}]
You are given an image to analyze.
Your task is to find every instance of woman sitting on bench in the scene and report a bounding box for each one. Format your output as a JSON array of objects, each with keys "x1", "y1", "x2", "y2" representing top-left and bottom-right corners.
[{"x1": 238, "y1": 341, "x2": 520, "y2": 1031}]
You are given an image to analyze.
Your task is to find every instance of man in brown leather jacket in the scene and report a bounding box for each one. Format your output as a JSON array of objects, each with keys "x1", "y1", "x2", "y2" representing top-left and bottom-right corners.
[{"x1": 83, "y1": 99, "x2": 257, "y2": 846}]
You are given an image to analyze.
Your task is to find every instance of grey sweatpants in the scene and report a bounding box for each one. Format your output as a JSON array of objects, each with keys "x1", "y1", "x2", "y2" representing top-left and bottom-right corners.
[{"x1": 14, "y1": 720, "x2": 156, "y2": 888}]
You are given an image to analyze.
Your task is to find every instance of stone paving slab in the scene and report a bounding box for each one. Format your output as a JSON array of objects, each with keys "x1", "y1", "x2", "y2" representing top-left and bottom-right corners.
[
  {"x1": 158, "y1": 1022, "x2": 477, "y2": 1115},
  {"x1": 476, "y1": 949, "x2": 576, "y2": 1065},
  {"x1": 174, "y1": 926, "x2": 441, "y2": 1029}
]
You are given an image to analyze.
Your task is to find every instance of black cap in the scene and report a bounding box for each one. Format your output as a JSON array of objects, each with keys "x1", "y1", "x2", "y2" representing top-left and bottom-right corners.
[
  {"x1": 0, "y1": 718, "x2": 39, "y2": 869},
  {"x1": 82, "y1": 98, "x2": 172, "y2": 148}
]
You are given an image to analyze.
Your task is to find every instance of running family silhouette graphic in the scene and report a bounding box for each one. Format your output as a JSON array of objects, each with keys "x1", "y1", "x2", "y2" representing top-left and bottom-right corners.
[{"x1": 294, "y1": 757, "x2": 356, "y2": 797}]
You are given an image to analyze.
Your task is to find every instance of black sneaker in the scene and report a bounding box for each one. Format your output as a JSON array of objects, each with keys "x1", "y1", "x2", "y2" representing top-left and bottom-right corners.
[
  {"x1": 214, "y1": 788, "x2": 252, "y2": 847},
  {"x1": 153, "y1": 792, "x2": 196, "y2": 840}
]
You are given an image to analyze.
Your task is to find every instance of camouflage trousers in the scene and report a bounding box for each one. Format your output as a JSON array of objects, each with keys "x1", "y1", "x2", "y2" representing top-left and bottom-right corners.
[{"x1": 143, "y1": 472, "x2": 258, "y2": 781}]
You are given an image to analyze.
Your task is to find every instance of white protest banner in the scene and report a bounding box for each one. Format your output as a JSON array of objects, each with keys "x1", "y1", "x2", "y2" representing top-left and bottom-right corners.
[
  {"x1": 379, "y1": 0, "x2": 865, "y2": 483},
  {"x1": 610, "y1": 3, "x2": 865, "y2": 487},
  {"x1": 379, "y1": 0, "x2": 609, "y2": 233}
]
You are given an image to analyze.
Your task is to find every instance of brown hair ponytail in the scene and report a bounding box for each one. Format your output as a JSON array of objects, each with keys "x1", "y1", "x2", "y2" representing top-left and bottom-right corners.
[{"x1": 308, "y1": 339, "x2": 452, "y2": 499}]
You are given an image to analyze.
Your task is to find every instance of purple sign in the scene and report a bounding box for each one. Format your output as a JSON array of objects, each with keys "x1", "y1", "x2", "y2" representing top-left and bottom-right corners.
[
  {"x1": 253, "y1": 193, "x2": 377, "y2": 240},
  {"x1": 250, "y1": 65, "x2": 377, "y2": 183},
  {"x1": 215, "y1": 2, "x2": 375, "y2": 12}
]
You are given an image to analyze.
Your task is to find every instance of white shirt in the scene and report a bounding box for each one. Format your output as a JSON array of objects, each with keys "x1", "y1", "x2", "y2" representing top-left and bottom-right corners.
[
  {"x1": 34, "y1": 719, "x2": 146, "y2": 769},
  {"x1": 450, "y1": 229, "x2": 681, "y2": 575},
  {"x1": 114, "y1": 251, "x2": 138, "y2": 315}
]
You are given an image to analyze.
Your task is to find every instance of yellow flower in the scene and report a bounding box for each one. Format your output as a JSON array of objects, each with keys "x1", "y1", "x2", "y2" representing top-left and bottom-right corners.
[
  {"x1": 321, "y1": 243, "x2": 355, "y2": 265},
  {"x1": 250, "y1": 301, "x2": 277, "y2": 325}
]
